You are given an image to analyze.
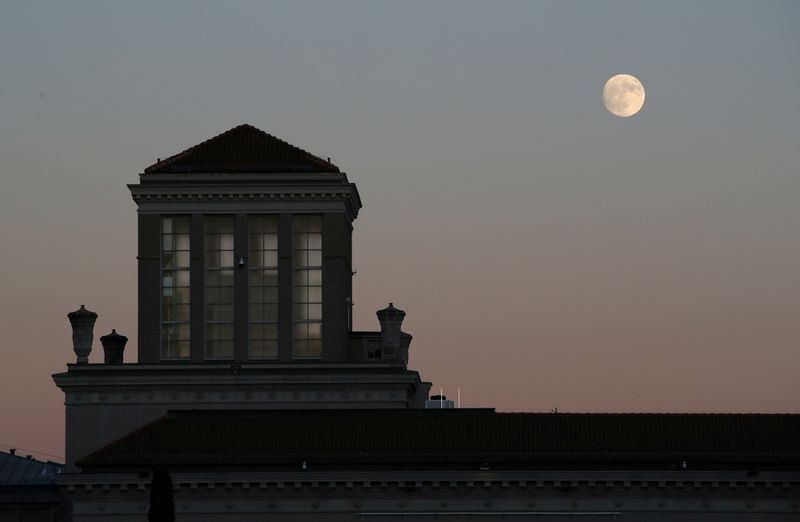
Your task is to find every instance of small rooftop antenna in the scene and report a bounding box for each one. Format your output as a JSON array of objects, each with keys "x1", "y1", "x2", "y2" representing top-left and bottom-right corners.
[
  {"x1": 440, "y1": 387, "x2": 443, "y2": 408},
  {"x1": 457, "y1": 387, "x2": 461, "y2": 408}
]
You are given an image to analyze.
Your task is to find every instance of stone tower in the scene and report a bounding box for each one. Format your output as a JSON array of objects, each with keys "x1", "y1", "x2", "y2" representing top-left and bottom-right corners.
[{"x1": 53, "y1": 125, "x2": 430, "y2": 471}]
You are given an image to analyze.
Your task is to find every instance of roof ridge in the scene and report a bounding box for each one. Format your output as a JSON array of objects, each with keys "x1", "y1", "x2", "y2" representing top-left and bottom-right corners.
[
  {"x1": 143, "y1": 124, "x2": 339, "y2": 174},
  {"x1": 144, "y1": 125, "x2": 245, "y2": 173}
]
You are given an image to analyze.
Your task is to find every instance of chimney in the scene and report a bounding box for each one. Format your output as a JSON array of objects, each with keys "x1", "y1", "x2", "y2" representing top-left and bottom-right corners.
[
  {"x1": 9, "y1": 449, "x2": 15, "y2": 456},
  {"x1": 67, "y1": 305, "x2": 98, "y2": 364},
  {"x1": 100, "y1": 329, "x2": 128, "y2": 364},
  {"x1": 376, "y1": 302, "x2": 405, "y2": 349}
]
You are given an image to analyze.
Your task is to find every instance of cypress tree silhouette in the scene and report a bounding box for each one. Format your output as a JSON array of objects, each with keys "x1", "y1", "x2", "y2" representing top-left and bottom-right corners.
[{"x1": 148, "y1": 468, "x2": 175, "y2": 522}]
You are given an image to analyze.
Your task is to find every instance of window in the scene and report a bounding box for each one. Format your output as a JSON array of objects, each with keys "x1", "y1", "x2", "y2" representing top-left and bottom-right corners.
[
  {"x1": 205, "y1": 215, "x2": 234, "y2": 359},
  {"x1": 293, "y1": 215, "x2": 322, "y2": 358},
  {"x1": 161, "y1": 216, "x2": 190, "y2": 359},
  {"x1": 248, "y1": 216, "x2": 279, "y2": 359}
]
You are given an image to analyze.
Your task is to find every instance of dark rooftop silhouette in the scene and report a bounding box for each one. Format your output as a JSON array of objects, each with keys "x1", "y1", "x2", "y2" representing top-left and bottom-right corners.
[
  {"x1": 78, "y1": 410, "x2": 800, "y2": 470},
  {"x1": 144, "y1": 124, "x2": 340, "y2": 174},
  {"x1": 0, "y1": 450, "x2": 63, "y2": 485}
]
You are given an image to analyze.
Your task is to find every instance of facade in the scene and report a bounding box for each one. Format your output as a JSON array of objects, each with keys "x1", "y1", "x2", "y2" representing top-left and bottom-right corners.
[
  {"x1": 53, "y1": 125, "x2": 429, "y2": 475},
  {"x1": 52, "y1": 125, "x2": 800, "y2": 521}
]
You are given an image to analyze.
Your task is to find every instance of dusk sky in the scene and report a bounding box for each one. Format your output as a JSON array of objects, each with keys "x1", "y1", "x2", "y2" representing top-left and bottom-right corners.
[{"x1": 1, "y1": 1, "x2": 799, "y2": 461}]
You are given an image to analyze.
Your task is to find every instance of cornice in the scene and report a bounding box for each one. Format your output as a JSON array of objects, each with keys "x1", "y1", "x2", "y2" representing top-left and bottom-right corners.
[
  {"x1": 58, "y1": 469, "x2": 800, "y2": 493},
  {"x1": 128, "y1": 182, "x2": 362, "y2": 221}
]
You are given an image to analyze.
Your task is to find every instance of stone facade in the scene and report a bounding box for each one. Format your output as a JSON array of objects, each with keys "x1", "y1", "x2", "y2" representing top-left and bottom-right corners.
[{"x1": 54, "y1": 363, "x2": 429, "y2": 472}]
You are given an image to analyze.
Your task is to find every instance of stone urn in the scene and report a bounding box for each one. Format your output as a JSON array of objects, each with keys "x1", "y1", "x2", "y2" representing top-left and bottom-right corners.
[
  {"x1": 100, "y1": 329, "x2": 128, "y2": 364},
  {"x1": 376, "y1": 303, "x2": 406, "y2": 359},
  {"x1": 67, "y1": 305, "x2": 98, "y2": 364}
]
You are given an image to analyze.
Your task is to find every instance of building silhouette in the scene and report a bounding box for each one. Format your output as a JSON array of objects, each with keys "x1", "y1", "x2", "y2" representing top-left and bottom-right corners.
[
  {"x1": 0, "y1": 450, "x2": 64, "y2": 520},
  {"x1": 51, "y1": 125, "x2": 800, "y2": 521}
]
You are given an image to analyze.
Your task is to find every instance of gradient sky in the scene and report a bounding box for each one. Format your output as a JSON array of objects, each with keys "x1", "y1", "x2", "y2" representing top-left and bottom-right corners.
[{"x1": 1, "y1": 1, "x2": 798, "y2": 461}]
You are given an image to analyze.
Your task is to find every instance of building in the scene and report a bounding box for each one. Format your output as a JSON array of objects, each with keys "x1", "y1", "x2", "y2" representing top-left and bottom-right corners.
[
  {"x1": 53, "y1": 125, "x2": 800, "y2": 521},
  {"x1": 0, "y1": 449, "x2": 66, "y2": 521}
]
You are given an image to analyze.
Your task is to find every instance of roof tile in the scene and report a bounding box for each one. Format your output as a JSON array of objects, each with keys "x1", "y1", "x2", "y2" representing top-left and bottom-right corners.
[
  {"x1": 77, "y1": 410, "x2": 800, "y2": 470},
  {"x1": 144, "y1": 124, "x2": 339, "y2": 174}
]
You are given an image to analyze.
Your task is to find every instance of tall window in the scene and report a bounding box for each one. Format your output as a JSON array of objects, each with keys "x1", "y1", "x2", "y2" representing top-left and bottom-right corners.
[
  {"x1": 249, "y1": 216, "x2": 279, "y2": 359},
  {"x1": 205, "y1": 215, "x2": 234, "y2": 359},
  {"x1": 293, "y1": 215, "x2": 322, "y2": 358},
  {"x1": 161, "y1": 216, "x2": 190, "y2": 359}
]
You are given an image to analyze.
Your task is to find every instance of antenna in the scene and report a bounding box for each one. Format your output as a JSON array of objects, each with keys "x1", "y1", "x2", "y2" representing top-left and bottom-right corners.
[
  {"x1": 440, "y1": 387, "x2": 443, "y2": 408},
  {"x1": 457, "y1": 387, "x2": 461, "y2": 408}
]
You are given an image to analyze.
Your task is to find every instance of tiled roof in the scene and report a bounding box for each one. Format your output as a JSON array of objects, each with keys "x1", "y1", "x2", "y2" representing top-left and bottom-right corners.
[
  {"x1": 144, "y1": 124, "x2": 340, "y2": 174},
  {"x1": 77, "y1": 410, "x2": 800, "y2": 470},
  {"x1": 0, "y1": 451, "x2": 63, "y2": 485}
]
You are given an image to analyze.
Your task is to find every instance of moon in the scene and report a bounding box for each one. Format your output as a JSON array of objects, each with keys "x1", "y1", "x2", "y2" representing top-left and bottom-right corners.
[{"x1": 603, "y1": 74, "x2": 645, "y2": 117}]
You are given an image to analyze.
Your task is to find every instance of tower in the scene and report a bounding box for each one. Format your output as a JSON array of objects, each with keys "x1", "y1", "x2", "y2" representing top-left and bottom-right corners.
[{"x1": 53, "y1": 125, "x2": 430, "y2": 471}]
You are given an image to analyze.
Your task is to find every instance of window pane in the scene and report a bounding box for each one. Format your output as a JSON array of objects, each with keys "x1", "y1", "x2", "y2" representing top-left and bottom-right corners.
[
  {"x1": 205, "y1": 215, "x2": 235, "y2": 359},
  {"x1": 263, "y1": 234, "x2": 278, "y2": 250},
  {"x1": 219, "y1": 269, "x2": 234, "y2": 286},
  {"x1": 293, "y1": 287, "x2": 308, "y2": 302},
  {"x1": 161, "y1": 216, "x2": 190, "y2": 360},
  {"x1": 307, "y1": 323, "x2": 322, "y2": 339},
  {"x1": 248, "y1": 287, "x2": 263, "y2": 304},
  {"x1": 175, "y1": 270, "x2": 190, "y2": 287},
  {"x1": 293, "y1": 323, "x2": 308, "y2": 339},
  {"x1": 263, "y1": 324, "x2": 278, "y2": 340},
  {"x1": 307, "y1": 340, "x2": 322, "y2": 357},
  {"x1": 250, "y1": 270, "x2": 264, "y2": 286},
  {"x1": 219, "y1": 251, "x2": 234, "y2": 267},
  {"x1": 250, "y1": 340, "x2": 278, "y2": 359},
  {"x1": 263, "y1": 286, "x2": 278, "y2": 302},
  {"x1": 206, "y1": 251, "x2": 219, "y2": 268},
  {"x1": 176, "y1": 304, "x2": 190, "y2": 321},
  {"x1": 175, "y1": 234, "x2": 190, "y2": 251},
  {"x1": 247, "y1": 216, "x2": 280, "y2": 361},
  {"x1": 177, "y1": 341, "x2": 190, "y2": 358},
  {"x1": 175, "y1": 251, "x2": 190, "y2": 268},
  {"x1": 308, "y1": 304, "x2": 322, "y2": 321},
  {"x1": 294, "y1": 339, "x2": 309, "y2": 356},
  {"x1": 174, "y1": 285, "x2": 190, "y2": 304},
  {"x1": 293, "y1": 250, "x2": 307, "y2": 268},
  {"x1": 292, "y1": 215, "x2": 323, "y2": 358},
  {"x1": 307, "y1": 250, "x2": 322, "y2": 266},
  {"x1": 219, "y1": 287, "x2": 234, "y2": 303},
  {"x1": 263, "y1": 251, "x2": 278, "y2": 267}
]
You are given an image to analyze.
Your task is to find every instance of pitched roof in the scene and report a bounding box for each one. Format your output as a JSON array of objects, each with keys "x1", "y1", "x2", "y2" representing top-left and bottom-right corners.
[
  {"x1": 144, "y1": 124, "x2": 340, "y2": 174},
  {"x1": 77, "y1": 410, "x2": 800, "y2": 470},
  {"x1": 0, "y1": 451, "x2": 63, "y2": 485}
]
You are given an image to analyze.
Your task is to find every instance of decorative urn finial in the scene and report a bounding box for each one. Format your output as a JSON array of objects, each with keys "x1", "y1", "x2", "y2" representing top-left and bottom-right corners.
[
  {"x1": 376, "y1": 302, "x2": 406, "y2": 349},
  {"x1": 100, "y1": 329, "x2": 128, "y2": 365},
  {"x1": 67, "y1": 305, "x2": 98, "y2": 364}
]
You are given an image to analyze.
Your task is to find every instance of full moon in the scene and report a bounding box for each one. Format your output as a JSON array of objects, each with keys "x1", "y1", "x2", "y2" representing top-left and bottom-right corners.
[{"x1": 603, "y1": 74, "x2": 645, "y2": 117}]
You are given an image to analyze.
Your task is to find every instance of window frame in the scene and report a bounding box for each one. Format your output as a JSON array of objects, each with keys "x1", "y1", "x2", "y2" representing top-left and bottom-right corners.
[{"x1": 160, "y1": 215, "x2": 191, "y2": 360}]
